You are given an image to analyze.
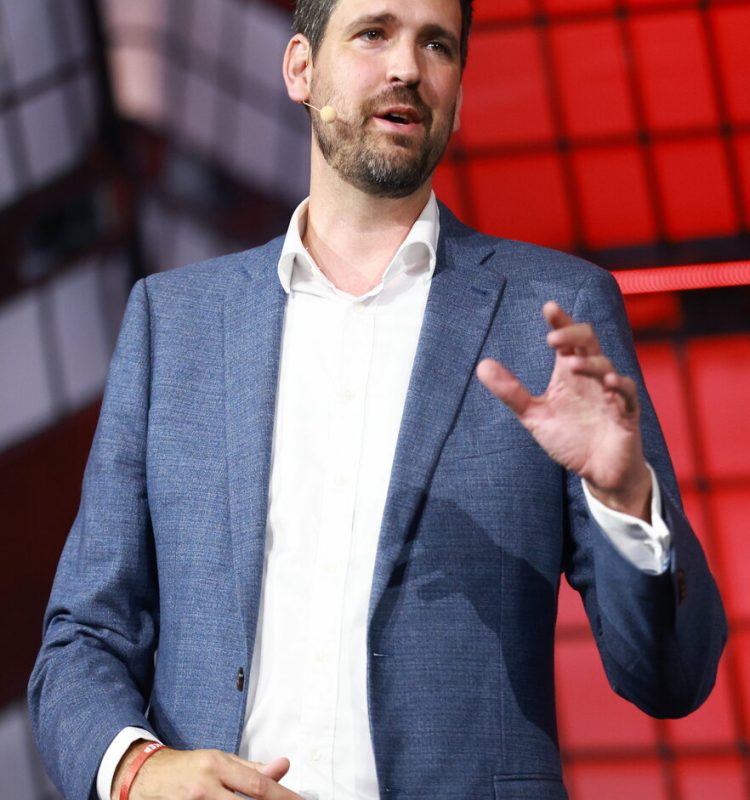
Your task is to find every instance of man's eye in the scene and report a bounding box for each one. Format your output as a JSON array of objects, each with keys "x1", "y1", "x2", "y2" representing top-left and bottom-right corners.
[
  {"x1": 359, "y1": 29, "x2": 383, "y2": 42},
  {"x1": 425, "y1": 40, "x2": 451, "y2": 56}
]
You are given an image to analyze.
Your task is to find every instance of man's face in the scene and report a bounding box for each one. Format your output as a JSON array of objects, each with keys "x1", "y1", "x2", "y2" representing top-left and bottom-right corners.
[{"x1": 308, "y1": 0, "x2": 463, "y2": 198}]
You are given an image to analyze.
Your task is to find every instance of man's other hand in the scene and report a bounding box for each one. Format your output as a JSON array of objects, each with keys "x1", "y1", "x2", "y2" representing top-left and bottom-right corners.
[
  {"x1": 476, "y1": 301, "x2": 652, "y2": 521},
  {"x1": 112, "y1": 742, "x2": 304, "y2": 800}
]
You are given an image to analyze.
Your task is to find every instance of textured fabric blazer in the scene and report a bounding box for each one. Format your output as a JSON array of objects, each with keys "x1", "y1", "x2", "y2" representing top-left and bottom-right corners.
[{"x1": 29, "y1": 206, "x2": 726, "y2": 800}]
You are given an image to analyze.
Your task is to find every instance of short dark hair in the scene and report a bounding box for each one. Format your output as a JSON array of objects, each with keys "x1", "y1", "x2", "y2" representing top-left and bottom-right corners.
[{"x1": 293, "y1": 0, "x2": 474, "y2": 70}]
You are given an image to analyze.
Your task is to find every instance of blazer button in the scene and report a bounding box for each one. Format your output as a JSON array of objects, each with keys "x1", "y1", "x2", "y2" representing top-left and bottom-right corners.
[{"x1": 236, "y1": 667, "x2": 245, "y2": 692}]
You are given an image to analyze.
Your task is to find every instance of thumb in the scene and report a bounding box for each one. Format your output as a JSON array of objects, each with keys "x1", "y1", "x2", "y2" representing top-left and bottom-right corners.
[
  {"x1": 258, "y1": 757, "x2": 291, "y2": 781},
  {"x1": 476, "y1": 358, "x2": 532, "y2": 417}
]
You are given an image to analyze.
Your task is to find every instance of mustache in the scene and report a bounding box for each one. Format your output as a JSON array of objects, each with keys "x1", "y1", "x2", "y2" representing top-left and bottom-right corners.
[{"x1": 360, "y1": 86, "x2": 433, "y2": 126}]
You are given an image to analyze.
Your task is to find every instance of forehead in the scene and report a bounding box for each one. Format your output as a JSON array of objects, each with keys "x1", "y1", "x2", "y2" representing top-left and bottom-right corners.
[{"x1": 326, "y1": 0, "x2": 462, "y2": 35}]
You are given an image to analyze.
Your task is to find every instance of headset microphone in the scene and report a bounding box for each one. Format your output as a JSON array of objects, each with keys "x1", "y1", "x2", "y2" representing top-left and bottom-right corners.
[{"x1": 302, "y1": 101, "x2": 338, "y2": 124}]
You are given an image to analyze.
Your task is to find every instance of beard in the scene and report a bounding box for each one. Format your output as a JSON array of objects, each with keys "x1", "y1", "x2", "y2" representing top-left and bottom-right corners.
[{"x1": 311, "y1": 84, "x2": 455, "y2": 199}]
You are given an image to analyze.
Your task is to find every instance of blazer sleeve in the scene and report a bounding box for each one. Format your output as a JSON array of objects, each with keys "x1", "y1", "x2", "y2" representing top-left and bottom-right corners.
[
  {"x1": 563, "y1": 268, "x2": 727, "y2": 719},
  {"x1": 28, "y1": 279, "x2": 159, "y2": 800}
]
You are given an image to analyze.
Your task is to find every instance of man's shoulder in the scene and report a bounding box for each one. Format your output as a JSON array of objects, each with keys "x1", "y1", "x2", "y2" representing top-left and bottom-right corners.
[
  {"x1": 438, "y1": 202, "x2": 618, "y2": 299},
  {"x1": 142, "y1": 234, "x2": 285, "y2": 297}
]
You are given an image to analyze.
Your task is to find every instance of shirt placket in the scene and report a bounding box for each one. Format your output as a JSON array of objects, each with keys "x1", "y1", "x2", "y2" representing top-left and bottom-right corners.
[{"x1": 297, "y1": 298, "x2": 375, "y2": 798}]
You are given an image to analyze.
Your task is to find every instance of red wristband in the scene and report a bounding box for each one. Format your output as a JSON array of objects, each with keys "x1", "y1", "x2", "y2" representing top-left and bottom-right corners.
[{"x1": 119, "y1": 741, "x2": 166, "y2": 800}]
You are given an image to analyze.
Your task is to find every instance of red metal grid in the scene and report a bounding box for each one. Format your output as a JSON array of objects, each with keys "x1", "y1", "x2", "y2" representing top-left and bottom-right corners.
[
  {"x1": 629, "y1": 10, "x2": 719, "y2": 131},
  {"x1": 652, "y1": 137, "x2": 738, "y2": 240},
  {"x1": 557, "y1": 574, "x2": 589, "y2": 630},
  {"x1": 543, "y1": 0, "x2": 617, "y2": 13},
  {"x1": 709, "y1": 4, "x2": 750, "y2": 124},
  {"x1": 623, "y1": 0, "x2": 696, "y2": 8},
  {"x1": 431, "y1": 159, "x2": 465, "y2": 221},
  {"x1": 555, "y1": 639, "x2": 659, "y2": 749},
  {"x1": 708, "y1": 487, "x2": 750, "y2": 619},
  {"x1": 665, "y1": 661, "x2": 737, "y2": 747},
  {"x1": 465, "y1": 153, "x2": 574, "y2": 246},
  {"x1": 565, "y1": 759, "x2": 667, "y2": 800},
  {"x1": 679, "y1": 486, "x2": 710, "y2": 557},
  {"x1": 734, "y1": 631, "x2": 750, "y2": 752},
  {"x1": 572, "y1": 145, "x2": 656, "y2": 248},
  {"x1": 733, "y1": 133, "x2": 750, "y2": 229},
  {"x1": 549, "y1": 19, "x2": 637, "y2": 138},
  {"x1": 675, "y1": 757, "x2": 747, "y2": 800},
  {"x1": 636, "y1": 341, "x2": 695, "y2": 482},
  {"x1": 686, "y1": 335, "x2": 750, "y2": 481},
  {"x1": 460, "y1": 28, "x2": 556, "y2": 148},
  {"x1": 473, "y1": 0, "x2": 535, "y2": 23},
  {"x1": 623, "y1": 293, "x2": 683, "y2": 332}
]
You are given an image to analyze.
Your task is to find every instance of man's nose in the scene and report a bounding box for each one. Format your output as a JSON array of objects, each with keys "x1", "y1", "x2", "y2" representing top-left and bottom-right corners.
[{"x1": 386, "y1": 41, "x2": 421, "y2": 87}]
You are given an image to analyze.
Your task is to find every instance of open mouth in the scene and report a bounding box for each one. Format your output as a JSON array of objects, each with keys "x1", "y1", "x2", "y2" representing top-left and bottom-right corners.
[
  {"x1": 375, "y1": 106, "x2": 423, "y2": 127},
  {"x1": 382, "y1": 112, "x2": 412, "y2": 125}
]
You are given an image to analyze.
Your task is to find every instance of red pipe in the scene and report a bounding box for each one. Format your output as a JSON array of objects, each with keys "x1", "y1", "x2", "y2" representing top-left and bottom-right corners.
[{"x1": 614, "y1": 261, "x2": 750, "y2": 295}]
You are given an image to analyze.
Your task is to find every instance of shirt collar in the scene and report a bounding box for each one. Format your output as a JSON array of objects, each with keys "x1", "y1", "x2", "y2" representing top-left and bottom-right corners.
[{"x1": 277, "y1": 192, "x2": 440, "y2": 298}]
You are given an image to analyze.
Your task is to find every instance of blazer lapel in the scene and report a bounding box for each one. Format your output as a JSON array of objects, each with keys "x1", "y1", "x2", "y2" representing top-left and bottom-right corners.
[
  {"x1": 369, "y1": 210, "x2": 507, "y2": 622},
  {"x1": 224, "y1": 239, "x2": 287, "y2": 652}
]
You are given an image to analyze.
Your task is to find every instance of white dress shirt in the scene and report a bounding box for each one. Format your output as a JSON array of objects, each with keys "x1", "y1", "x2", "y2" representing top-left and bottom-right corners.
[{"x1": 97, "y1": 194, "x2": 671, "y2": 800}]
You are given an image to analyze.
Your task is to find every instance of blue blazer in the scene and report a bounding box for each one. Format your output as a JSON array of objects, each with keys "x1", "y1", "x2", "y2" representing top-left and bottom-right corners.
[{"x1": 29, "y1": 206, "x2": 726, "y2": 800}]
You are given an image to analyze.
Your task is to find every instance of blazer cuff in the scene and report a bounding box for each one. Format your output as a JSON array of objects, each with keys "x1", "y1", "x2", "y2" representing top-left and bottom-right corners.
[
  {"x1": 582, "y1": 463, "x2": 672, "y2": 574},
  {"x1": 97, "y1": 726, "x2": 161, "y2": 800}
]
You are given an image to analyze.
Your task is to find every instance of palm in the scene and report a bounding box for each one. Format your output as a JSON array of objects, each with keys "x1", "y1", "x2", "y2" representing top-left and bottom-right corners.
[
  {"x1": 476, "y1": 302, "x2": 651, "y2": 517},
  {"x1": 515, "y1": 351, "x2": 640, "y2": 491}
]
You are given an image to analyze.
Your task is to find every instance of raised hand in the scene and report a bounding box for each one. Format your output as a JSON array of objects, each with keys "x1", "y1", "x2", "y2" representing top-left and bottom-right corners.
[
  {"x1": 113, "y1": 743, "x2": 304, "y2": 800},
  {"x1": 476, "y1": 301, "x2": 652, "y2": 521}
]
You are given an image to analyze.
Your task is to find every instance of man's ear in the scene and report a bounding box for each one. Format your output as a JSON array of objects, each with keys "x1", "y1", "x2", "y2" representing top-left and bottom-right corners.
[
  {"x1": 452, "y1": 84, "x2": 463, "y2": 133},
  {"x1": 283, "y1": 34, "x2": 313, "y2": 104}
]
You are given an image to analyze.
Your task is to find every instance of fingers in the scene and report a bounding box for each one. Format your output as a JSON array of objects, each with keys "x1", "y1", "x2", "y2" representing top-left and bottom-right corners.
[
  {"x1": 227, "y1": 755, "x2": 290, "y2": 781},
  {"x1": 258, "y1": 757, "x2": 292, "y2": 781},
  {"x1": 222, "y1": 754, "x2": 298, "y2": 797},
  {"x1": 132, "y1": 748, "x2": 301, "y2": 800},
  {"x1": 220, "y1": 757, "x2": 301, "y2": 799},
  {"x1": 222, "y1": 760, "x2": 271, "y2": 797},
  {"x1": 478, "y1": 303, "x2": 640, "y2": 419},
  {"x1": 552, "y1": 297, "x2": 641, "y2": 417},
  {"x1": 544, "y1": 301, "x2": 602, "y2": 357},
  {"x1": 476, "y1": 358, "x2": 532, "y2": 417},
  {"x1": 569, "y1": 353, "x2": 614, "y2": 379},
  {"x1": 603, "y1": 371, "x2": 639, "y2": 415},
  {"x1": 569, "y1": 354, "x2": 639, "y2": 414},
  {"x1": 547, "y1": 322, "x2": 602, "y2": 356},
  {"x1": 542, "y1": 300, "x2": 573, "y2": 329}
]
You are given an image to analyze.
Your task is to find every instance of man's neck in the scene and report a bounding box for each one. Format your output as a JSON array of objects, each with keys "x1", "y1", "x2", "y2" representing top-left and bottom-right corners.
[{"x1": 304, "y1": 155, "x2": 433, "y2": 297}]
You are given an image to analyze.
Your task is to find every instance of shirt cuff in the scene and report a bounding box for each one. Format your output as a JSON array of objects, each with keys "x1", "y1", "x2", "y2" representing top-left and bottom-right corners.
[
  {"x1": 582, "y1": 463, "x2": 672, "y2": 575},
  {"x1": 96, "y1": 727, "x2": 161, "y2": 800}
]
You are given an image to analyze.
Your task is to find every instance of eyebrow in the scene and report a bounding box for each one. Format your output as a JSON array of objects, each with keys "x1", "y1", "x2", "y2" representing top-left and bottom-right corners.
[
  {"x1": 343, "y1": 13, "x2": 398, "y2": 36},
  {"x1": 343, "y1": 13, "x2": 460, "y2": 52},
  {"x1": 420, "y1": 23, "x2": 460, "y2": 53}
]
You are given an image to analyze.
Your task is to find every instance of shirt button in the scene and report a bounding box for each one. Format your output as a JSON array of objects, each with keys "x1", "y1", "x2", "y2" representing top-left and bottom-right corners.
[
  {"x1": 323, "y1": 561, "x2": 338, "y2": 575},
  {"x1": 310, "y1": 748, "x2": 322, "y2": 762},
  {"x1": 342, "y1": 388, "x2": 356, "y2": 402},
  {"x1": 315, "y1": 651, "x2": 330, "y2": 664}
]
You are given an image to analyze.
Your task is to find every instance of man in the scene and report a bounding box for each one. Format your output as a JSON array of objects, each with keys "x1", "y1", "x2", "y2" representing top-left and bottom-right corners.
[{"x1": 29, "y1": 0, "x2": 726, "y2": 798}]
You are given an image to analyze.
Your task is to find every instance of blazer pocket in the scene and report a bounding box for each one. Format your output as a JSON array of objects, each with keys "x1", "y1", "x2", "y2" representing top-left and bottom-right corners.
[
  {"x1": 493, "y1": 774, "x2": 568, "y2": 800},
  {"x1": 439, "y1": 440, "x2": 541, "y2": 465}
]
